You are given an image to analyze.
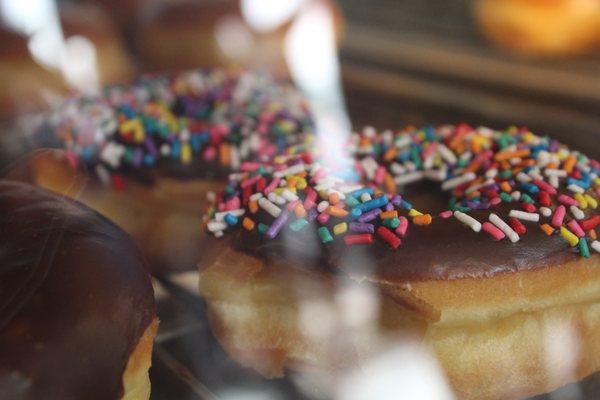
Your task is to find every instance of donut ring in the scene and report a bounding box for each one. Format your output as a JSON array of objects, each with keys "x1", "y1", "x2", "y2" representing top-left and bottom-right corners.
[
  {"x1": 13, "y1": 68, "x2": 313, "y2": 275},
  {"x1": 200, "y1": 124, "x2": 600, "y2": 399},
  {"x1": 0, "y1": 180, "x2": 157, "y2": 399}
]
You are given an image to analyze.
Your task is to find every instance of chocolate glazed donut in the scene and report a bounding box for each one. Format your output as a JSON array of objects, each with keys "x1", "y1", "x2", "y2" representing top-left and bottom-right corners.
[{"x1": 0, "y1": 181, "x2": 157, "y2": 399}]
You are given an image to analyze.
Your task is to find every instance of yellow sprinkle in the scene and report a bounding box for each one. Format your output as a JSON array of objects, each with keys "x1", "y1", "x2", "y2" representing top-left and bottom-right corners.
[
  {"x1": 560, "y1": 226, "x2": 579, "y2": 247},
  {"x1": 408, "y1": 209, "x2": 423, "y2": 217},
  {"x1": 181, "y1": 143, "x2": 192, "y2": 164},
  {"x1": 594, "y1": 178, "x2": 600, "y2": 188},
  {"x1": 585, "y1": 194, "x2": 597, "y2": 209},
  {"x1": 296, "y1": 179, "x2": 307, "y2": 189},
  {"x1": 333, "y1": 222, "x2": 348, "y2": 235},
  {"x1": 574, "y1": 193, "x2": 588, "y2": 209}
]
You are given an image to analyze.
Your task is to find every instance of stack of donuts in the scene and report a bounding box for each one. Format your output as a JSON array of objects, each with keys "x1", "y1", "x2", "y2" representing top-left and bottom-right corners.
[{"x1": 6, "y1": 67, "x2": 600, "y2": 399}]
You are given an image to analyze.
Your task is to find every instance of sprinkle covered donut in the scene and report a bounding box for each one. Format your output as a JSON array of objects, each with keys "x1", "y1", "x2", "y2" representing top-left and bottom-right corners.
[
  {"x1": 11, "y1": 68, "x2": 313, "y2": 275},
  {"x1": 200, "y1": 124, "x2": 600, "y2": 399}
]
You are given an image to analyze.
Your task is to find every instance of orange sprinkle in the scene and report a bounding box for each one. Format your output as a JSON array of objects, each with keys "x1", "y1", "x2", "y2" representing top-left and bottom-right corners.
[
  {"x1": 219, "y1": 143, "x2": 230, "y2": 166},
  {"x1": 495, "y1": 148, "x2": 530, "y2": 161},
  {"x1": 249, "y1": 200, "x2": 259, "y2": 214},
  {"x1": 242, "y1": 217, "x2": 255, "y2": 231},
  {"x1": 564, "y1": 156, "x2": 576, "y2": 173},
  {"x1": 500, "y1": 181, "x2": 512, "y2": 192},
  {"x1": 326, "y1": 206, "x2": 348, "y2": 218},
  {"x1": 294, "y1": 203, "x2": 307, "y2": 219},
  {"x1": 383, "y1": 147, "x2": 397, "y2": 162},
  {"x1": 464, "y1": 160, "x2": 481, "y2": 174},
  {"x1": 287, "y1": 177, "x2": 298, "y2": 187},
  {"x1": 380, "y1": 210, "x2": 398, "y2": 219},
  {"x1": 384, "y1": 173, "x2": 396, "y2": 193},
  {"x1": 328, "y1": 192, "x2": 340, "y2": 205},
  {"x1": 589, "y1": 229, "x2": 597, "y2": 240},
  {"x1": 541, "y1": 223, "x2": 554, "y2": 236},
  {"x1": 546, "y1": 161, "x2": 558, "y2": 169},
  {"x1": 413, "y1": 214, "x2": 432, "y2": 226}
]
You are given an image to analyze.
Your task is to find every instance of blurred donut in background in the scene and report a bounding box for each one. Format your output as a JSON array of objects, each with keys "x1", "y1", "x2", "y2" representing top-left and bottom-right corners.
[
  {"x1": 474, "y1": 0, "x2": 600, "y2": 56},
  {"x1": 133, "y1": 0, "x2": 343, "y2": 76},
  {"x1": 0, "y1": 27, "x2": 67, "y2": 120},
  {"x1": 59, "y1": 1, "x2": 136, "y2": 87}
]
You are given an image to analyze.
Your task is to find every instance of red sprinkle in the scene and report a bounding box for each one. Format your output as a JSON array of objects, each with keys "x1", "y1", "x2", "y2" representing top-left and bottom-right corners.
[
  {"x1": 532, "y1": 179, "x2": 557, "y2": 195},
  {"x1": 567, "y1": 220, "x2": 585, "y2": 238},
  {"x1": 580, "y1": 216, "x2": 600, "y2": 231},
  {"x1": 509, "y1": 217, "x2": 527, "y2": 235},
  {"x1": 344, "y1": 233, "x2": 374, "y2": 245},
  {"x1": 521, "y1": 202, "x2": 536, "y2": 213},
  {"x1": 377, "y1": 226, "x2": 401, "y2": 248},
  {"x1": 538, "y1": 191, "x2": 551, "y2": 207}
]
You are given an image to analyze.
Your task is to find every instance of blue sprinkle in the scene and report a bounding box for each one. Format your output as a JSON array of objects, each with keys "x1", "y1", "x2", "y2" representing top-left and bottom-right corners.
[
  {"x1": 350, "y1": 188, "x2": 374, "y2": 198},
  {"x1": 171, "y1": 141, "x2": 181, "y2": 159},
  {"x1": 224, "y1": 213, "x2": 238, "y2": 226},
  {"x1": 400, "y1": 199, "x2": 413, "y2": 210}
]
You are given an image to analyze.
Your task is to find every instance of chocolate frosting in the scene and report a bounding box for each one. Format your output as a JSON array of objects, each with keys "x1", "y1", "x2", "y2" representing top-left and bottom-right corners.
[
  {"x1": 0, "y1": 181, "x2": 155, "y2": 399},
  {"x1": 229, "y1": 181, "x2": 584, "y2": 282}
]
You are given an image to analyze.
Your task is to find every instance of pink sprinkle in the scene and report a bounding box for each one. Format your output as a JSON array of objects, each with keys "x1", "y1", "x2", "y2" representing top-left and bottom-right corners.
[
  {"x1": 567, "y1": 220, "x2": 585, "y2": 238},
  {"x1": 287, "y1": 200, "x2": 300, "y2": 211},
  {"x1": 304, "y1": 188, "x2": 317, "y2": 209},
  {"x1": 532, "y1": 179, "x2": 557, "y2": 195},
  {"x1": 65, "y1": 150, "x2": 79, "y2": 168},
  {"x1": 225, "y1": 196, "x2": 240, "y2": 210},
  {"x1": 552, "y1": 205, "x2": 566, "y2": 228},
  {"x1": 439, "y1": 210, "x2": 453, "y2": 219},
  {"x1": 374, "y1": 166, "x2": 386, "y2": 185},
  {"x1": 203, "y1": 147, "x2": 217, "y2": 162},
  {"x1": 317, "y1": 212, "x2": 330, "y2": 224},
  {"x1": 558, "y1": 194, "x2": 578, "y2": 207},
  {"x1": 596, "y1": 188, "x2": 600, "y2": 197},
  {"x1": 241, "y1": 175, "x2": 261, "y2": 188},
  {"x1": 421, "y1": 142, "x2": 438, "y2": 160},
  {"x1": 395, "y1": 216, "x2": 409, "y2": 237},
  {"x1": 311, "y1": 169, "x2": 327, "y2": 183},
  {"x1": 264, "y1": 177, "x2": 281, "y2": 194},
  {"x1": 474, "y1": 149, "x2": 493, "y2": 163},
  {"x1": 482, "y1": 222, "x2": 505, "y2": 241},
  {"x1": 240, "y1": 162, "x2": 263, "y2": 172},
  {"x1": 490, "y1": 196, "x2": 502, "y2": 206}
]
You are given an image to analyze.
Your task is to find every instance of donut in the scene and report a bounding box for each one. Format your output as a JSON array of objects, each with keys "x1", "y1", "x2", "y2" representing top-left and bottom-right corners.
[
  {"x1": 474, "y1": 0, "x2": 600, "y2": 56},
  {"x1": 200, "y1": 124, "x2": 600, "y2": 399},
  {"x1": 133, "y1": 0, "x2": 342, "y2": 76},
  {"x1": 59, "y1": 1, "x2": 136, "y2": 87},
  {"x1": 0, "y1": 180, "x2": 157, "y2": 399},
  {"x1": 12, "y1": 68, "x2": 313, "y2": 275},
  {"x1": 0, "y1": 27, "x2": 68, "y2": 119}
]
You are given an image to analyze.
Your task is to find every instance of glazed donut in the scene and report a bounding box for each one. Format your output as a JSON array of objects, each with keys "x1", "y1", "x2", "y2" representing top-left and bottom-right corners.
[
  {"x1": 13, "y1": 68, "x2": 313, "y2": 275},
  {"x1": 133, "y1": 0, "x2": 342, "y2": 76},
  {"x1": 200, "y1": 124, "x2": 600, "y2": 399},
  {"x1": 0, "y1": 180, "x2": 157, "y2": 399},
  {"x1": 474, "y1": 0, "x2": 600, "y2": 56}
]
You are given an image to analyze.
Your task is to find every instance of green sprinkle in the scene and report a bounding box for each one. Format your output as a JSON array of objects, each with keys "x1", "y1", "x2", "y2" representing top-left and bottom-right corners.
[
  {"x1": 290, "y1": 219, "x2": 309, "y2": 232},
  {"x1": 345, "y1": 196, "x2": 360, "y2": 207},
  {"x1": 318, "y1": 227, "x2": 333, "y2": 243},
  {"x1": 500, "y1": 192, "x2": 513, "y2": 203},
  {"x1": 520, "y1": 193, "x2": 534, "y2": 203},
  {"x1": 258, "y1": 223, "x2": 269, "y2": 234},
  {"x1": 500, "y1": 170, "x2": 512, "y2": 179},
  {"x1": 224, "y1": 186, "x2": 235, "y2": 196},
  {"x1": 579, "y1": 238, "x2": 590, "y2": 258},
  {"x1": 383, "y1": 217, "x2": 400, "y2": 229}
]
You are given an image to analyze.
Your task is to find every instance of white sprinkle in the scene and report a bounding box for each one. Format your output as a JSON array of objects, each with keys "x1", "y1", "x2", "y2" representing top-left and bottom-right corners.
[
  {"x1": 509, "y1": 210, "x2": 540, "y2": 222},
  {"x1": 423, "y1": 155, "x2": 435, "y2": 169},
  {"x1": 545, "y1": 168, "x2": 567, "y2": 178},
  {"x1": 160, "y1": 144, "x2": 171, "y2": 156},
  {"x1": 459, "y1": 151, "x2": 472, "y2": 162},
  {"x1": 454, "y1": 211, "x2": 482, "y2": 232},
  {"x1": 394, "y1": 171, "x2": 425, "y2": 186},
  {"x1": 567, "y1": 184, "x2": 585, "y2": 194},
  {"x1": 214, "y1": 230, "x2": 224, "y2": 238},
  {"x1": 405, "y1": 161, "x2": 417, "y2": 172},
  {"x1": 281, "y1": 189, "x2": 299, "y2": 202},
  {"x1": 549, "y1": 175, "x2": 559, "y2": 188},
  {"x1": 536, "y1": 151, "x2": 551, "y2": 167},
  {"x1": 259, "y1": 197, "x2": 282, "y2": 217},
  {"x1": 390, "y1": 162, "x2": 406, "y2": 175},
  {"x1": 465, "y1": 179, "x2": 495, "y2": 195},
  {"x1": 95, "y1": 165, "x2": 111, "y2": 187},
  {"x1": 489, "y1": 213, "x2": 520, "y2": 243},
  {"x1": 214, "y1": 209, "x2": 245, "y2": 221},
  {"x1": 339, "y1": 184, "x2": 363, "y2": 194},
  {"x1": 511, "y1": 191, "x2": 521, "y2": 201},
  {"x1": 361, "y1": 157, "x2": 378, "y2": 181},
  {"x1": 395, "y1": 135, "x2": 411, "y2": 149},
  {"x1": 591, "y1": 241, "x2": 600, "y2": 254},
  {"x1": 528, "y1": 170, "x2": 544, "y2": 181},
  {"x1": 267, "y1": 192, "x2": 286, "y2": 205},
  {"x1": 360, "y1": 193, "x2": 372, "y2": 202},
  {"x1": 206, "y1": 191, "x2": 216, "y2": 203},
  {"x1": 207, "y1": 220, "x2": 227, "y2": 232},
  {"x1": 540, "y1": 207, "x2": 552, "y2": 217},
  {"x1": 249, "y1": 192, "x2": 263, "y2": 201},
  {"x1": 229, "y1": 146, "x2": 240, "y2": 170},
  {"x1": 485, "y1": 168, "x2": 498, "y2": 179},
  {"x1": 570, "y1": 205, "x2": 585, "y2": 220},
  {"x1": 424, "y1": 167, "x2": 447, "y2": 181},
  {"x1": 441, "y1": 172, "x2": 476, "y2": 191},
  {"x1": 437, "y1": 144, "x2": 457, "y2": 164},
  {"x1": 317, "y1": 201, "x2": 330, "y2": 213}
]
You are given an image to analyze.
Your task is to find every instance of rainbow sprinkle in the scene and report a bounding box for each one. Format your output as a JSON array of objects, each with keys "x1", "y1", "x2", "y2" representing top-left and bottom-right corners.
[{"x1": 206, "y1": 124, "x2": 600, "y2": 259}]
